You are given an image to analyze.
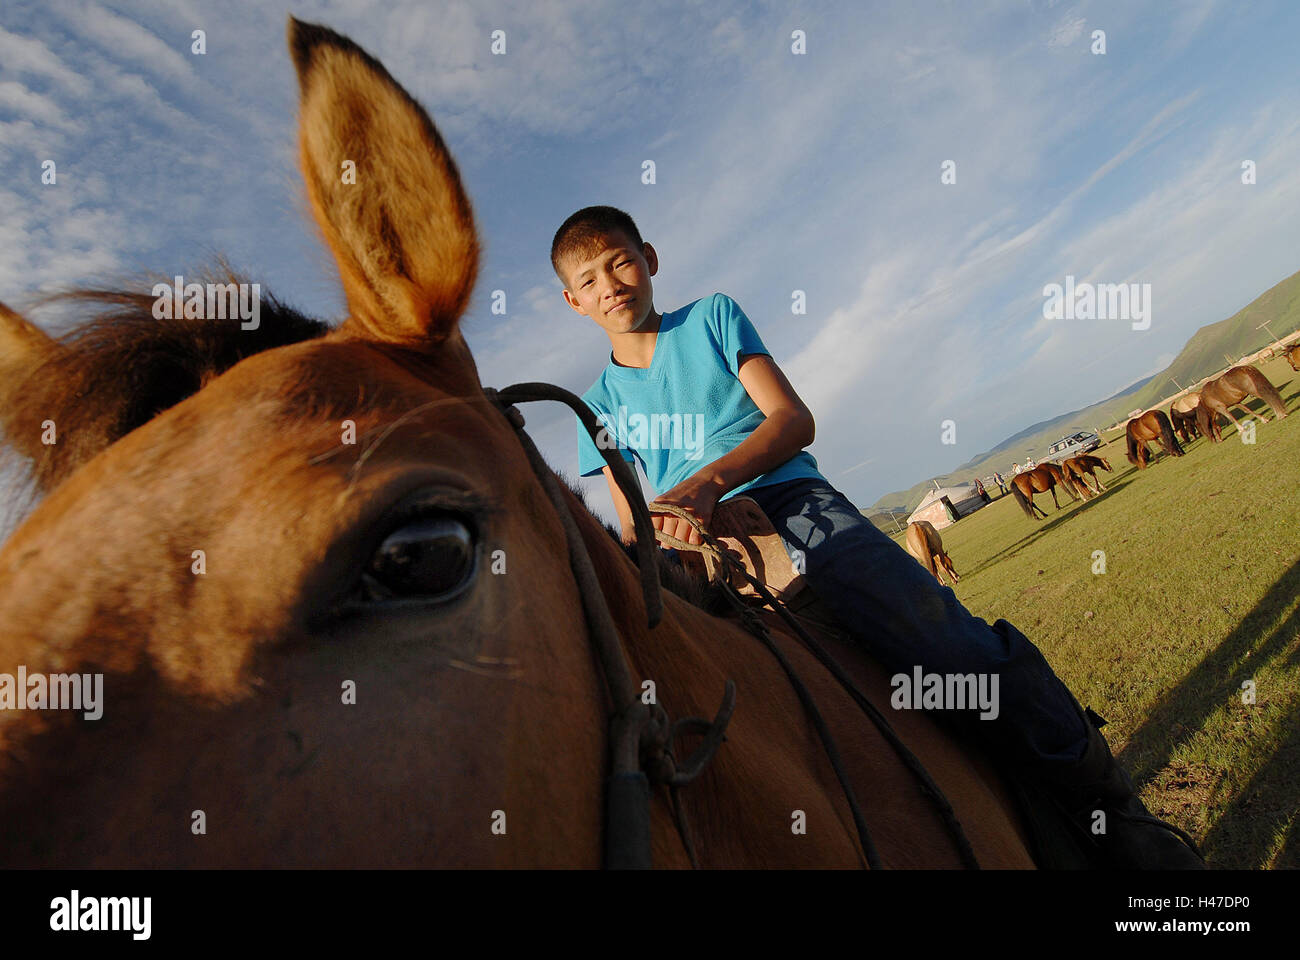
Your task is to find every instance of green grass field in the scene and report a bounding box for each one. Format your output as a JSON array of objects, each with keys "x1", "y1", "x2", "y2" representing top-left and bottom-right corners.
[{"x1": 892, "y1": 356, "x2": 1300, "y2": 869}]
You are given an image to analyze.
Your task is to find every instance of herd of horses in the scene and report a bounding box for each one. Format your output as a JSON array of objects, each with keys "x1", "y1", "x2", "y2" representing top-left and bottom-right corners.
[
  {"x1": 1005, "y1": 455, "x2": 1112, "y2": 520},
  {"x1": 904, "y1": 453, "x2": 1112, "y2": 581},
  {"x1": 904, "y1": 348, "x2": 1294, "y2": 584},
  {"x1": 1137, "y1": 364, "x2": 1289, "y2": 462},
  {"x1": 1009, "y1": 365, "x2": 1289, "y2": 522}
]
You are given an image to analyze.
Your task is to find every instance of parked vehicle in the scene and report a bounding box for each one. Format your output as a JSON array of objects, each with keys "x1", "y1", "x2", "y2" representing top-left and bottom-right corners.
[{"x1": 1044, "y1": 431, "x2": 1101, "y2": 462}]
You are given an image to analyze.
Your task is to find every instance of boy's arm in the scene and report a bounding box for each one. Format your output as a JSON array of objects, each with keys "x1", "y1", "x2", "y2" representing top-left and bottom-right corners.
[
  {"x1": 603, "y1": 464, "x2": 639, "y2": 545},
  {"x1": 651, "y1": 353, "x2": 814, "y2": 546}
]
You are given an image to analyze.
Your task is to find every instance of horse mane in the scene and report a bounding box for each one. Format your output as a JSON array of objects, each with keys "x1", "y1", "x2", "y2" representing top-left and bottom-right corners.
[{"x1": 0, "y1": 267, "x2": 331, "y2": 496}]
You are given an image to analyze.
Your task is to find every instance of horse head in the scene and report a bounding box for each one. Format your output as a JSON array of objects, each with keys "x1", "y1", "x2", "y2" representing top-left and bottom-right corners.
[{"x1": 0, "y1": 18, "x2": 617, "y2": 866}]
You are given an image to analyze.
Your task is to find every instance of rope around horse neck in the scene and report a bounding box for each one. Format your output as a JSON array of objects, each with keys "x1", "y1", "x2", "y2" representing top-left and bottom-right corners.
[{"x1": 651, "y1": 502, "x2": 980, "y2": 870}]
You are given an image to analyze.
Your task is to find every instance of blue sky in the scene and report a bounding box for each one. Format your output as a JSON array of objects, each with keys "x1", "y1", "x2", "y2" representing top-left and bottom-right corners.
[{"x1": 3, "y1": 0, "x2": 1300, "y2": 530}]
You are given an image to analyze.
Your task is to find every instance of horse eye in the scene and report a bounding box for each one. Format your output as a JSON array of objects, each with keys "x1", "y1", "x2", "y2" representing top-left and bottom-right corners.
[{"x1": 361, "y1": 517, "x2": 476, "y2": 602}]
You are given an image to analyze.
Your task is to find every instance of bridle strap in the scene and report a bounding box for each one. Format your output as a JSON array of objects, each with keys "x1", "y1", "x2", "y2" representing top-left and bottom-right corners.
[
  {"x1": 486, "y1": 383, "x2": 734, "y2": 870},
  {"x1": 492, "y1": 383, "x2": 663, "y2": 630}
]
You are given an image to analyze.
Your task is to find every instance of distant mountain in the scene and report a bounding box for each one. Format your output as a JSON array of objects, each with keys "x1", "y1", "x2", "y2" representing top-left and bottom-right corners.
[
  {"x1": 868, "y1": 266, "x2": 1300, "y2": 514},
  {"x1": 951, "y1": 373, "x2": 1154, "y2": 471},
  {"x1": 1098, "y1": 267, "x2": 1300, "y2": 417},
  {"x1": 863, "y1": 509, "x2": 910, "y2": 534}
]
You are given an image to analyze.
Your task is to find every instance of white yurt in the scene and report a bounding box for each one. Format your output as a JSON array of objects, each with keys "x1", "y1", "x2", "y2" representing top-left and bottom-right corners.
[{"x1": 907, "y1": 482, "x2": 986, "y2": 531}]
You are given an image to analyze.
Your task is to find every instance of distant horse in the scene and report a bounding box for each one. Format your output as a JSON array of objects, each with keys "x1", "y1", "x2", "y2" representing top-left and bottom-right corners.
[
  {"x1": 1009, "y1": 464, "x2": 1079, "y2": 520},
  {"x1": 0, "y1": 18, "x2": 1039, "y2": 869},
  {"x1": 1195, "y1": 365, "x2": 1289, "y2": 442},
  {"x1": 1125, "y1": 410, "x2": 1183, "y2": 468},
  {"x1": 1061, "y1": 455, "x2": 1112, "y2": 498},
  {"x1": 1169, "y1": 393, "x2": 1201, "y2": 444},
  {"x1": 905, "y1": 521, "x2": 959, "y2": 587},
  {"x1": 1284, "y1": 344, "x2": 1300, "y2": 372},
  {"x1": 1045, "y1": 462, "x2": 1087, "y2": 501}
]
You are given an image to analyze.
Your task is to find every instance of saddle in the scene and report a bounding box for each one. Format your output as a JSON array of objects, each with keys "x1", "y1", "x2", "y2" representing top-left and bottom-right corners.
[{"x1": 652, "y1": 496, "x2": 843, "y2": 634}]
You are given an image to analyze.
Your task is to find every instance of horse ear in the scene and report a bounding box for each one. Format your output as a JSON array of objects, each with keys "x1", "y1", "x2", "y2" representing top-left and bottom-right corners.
[
  {"x1": 0, "y1": 299, "x2": 56, "y2": 410},
  {"x1": 288, "y1": 17, "x2": 479, "y2": 348},
  {"x1": 0, "y1": 301, "x2": 56, "y2": 366},
  {"x1": 0, "y1": 301, "x2": 61, "y2": 466}
]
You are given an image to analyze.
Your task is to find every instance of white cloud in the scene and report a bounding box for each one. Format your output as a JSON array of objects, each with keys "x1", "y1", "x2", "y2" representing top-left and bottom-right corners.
[
  {"x1": 0, "y1": 80, "x2": 81, "y2": 130},
  {"x1": 1048, "y1": 15, "x2": 1086, "y2": 48},
  {"x1": 0, "y1": 24, "x2": 92, "y2": 96},
  {"x1": 56, "y1": 0, "x2": 199, "y2": 92}
]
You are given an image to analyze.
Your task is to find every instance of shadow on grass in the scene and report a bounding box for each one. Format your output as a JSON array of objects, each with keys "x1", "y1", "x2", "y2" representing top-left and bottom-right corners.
[
  {"x1": 1196, "y1": 696, "x2": 1300, "y2": 869},
  {"x1": 1121, "y1": 557, "x2": 1300, "y2": 867}
]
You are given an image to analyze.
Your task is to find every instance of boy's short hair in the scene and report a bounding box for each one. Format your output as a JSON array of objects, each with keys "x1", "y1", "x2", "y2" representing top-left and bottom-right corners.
[{"x1": 550, "y1": 206, "x2": 644, "y2": 283}]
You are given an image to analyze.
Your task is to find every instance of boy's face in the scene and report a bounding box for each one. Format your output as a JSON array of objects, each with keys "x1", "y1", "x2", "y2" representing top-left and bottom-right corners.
[{"x1": 560, "y1": 230, "x2": 659, "y2": 336}]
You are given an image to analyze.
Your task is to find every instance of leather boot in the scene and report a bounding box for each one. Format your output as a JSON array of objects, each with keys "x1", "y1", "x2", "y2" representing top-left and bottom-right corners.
[{"x1": 1041, "y1": 704, "x2": 1206, "y2": 869}]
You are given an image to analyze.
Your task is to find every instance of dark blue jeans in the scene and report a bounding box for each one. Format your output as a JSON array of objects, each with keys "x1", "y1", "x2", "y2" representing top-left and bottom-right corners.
[{"x1": 742, "y1": 477, "x2": 1089, "y2": 769}]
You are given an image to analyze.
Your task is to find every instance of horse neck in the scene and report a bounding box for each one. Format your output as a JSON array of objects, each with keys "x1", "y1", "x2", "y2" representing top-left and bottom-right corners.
[
  {"x1": 561, "y1": 481, "x2": 686, "y2": 648},
  {"x1": 558, "y1": 482, "x2": 754, "y2": 706}
]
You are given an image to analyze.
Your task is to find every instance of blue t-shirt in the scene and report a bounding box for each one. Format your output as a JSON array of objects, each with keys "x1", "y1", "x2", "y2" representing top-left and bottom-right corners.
[{"x1": 576, "y1": 293, "x2": 825, "y2": 499}]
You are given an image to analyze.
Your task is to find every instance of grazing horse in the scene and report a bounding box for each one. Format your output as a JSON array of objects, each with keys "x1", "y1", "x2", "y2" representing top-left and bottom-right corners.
[
  {"x1": 1194, "y1": 365, "x2": 1288, "y2": 443},
  {"x1": 905, "y1": 520, "x2": 959, "y2": 587},
  {"x1": 1169, "y1": 393, "x2": 1201, "y2": 444},
  {"x1": 1284, "y1": 343, "x2": 1300, "y2": 372},
  {"x1": 1125, "y1": 410, "x2": 1183, "y2": 468},
  {"x1": 1008, "y1": 464, "x2": 1078, "y2": 520},
  {"x1": 1044, "y1": 462, "x2": 1086, "y2": 501},
  {"x1": 0, "y1": 19, "x2": 1038, "y2": 869},
  {"x1": 1061, "y1": 455, "x2": 1112, "y2": 499}
]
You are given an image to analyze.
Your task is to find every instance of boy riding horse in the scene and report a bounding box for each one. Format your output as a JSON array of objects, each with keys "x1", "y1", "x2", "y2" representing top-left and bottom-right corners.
[{"x1": 555, "y1": 205, "x2": 1202, "y2": 869}]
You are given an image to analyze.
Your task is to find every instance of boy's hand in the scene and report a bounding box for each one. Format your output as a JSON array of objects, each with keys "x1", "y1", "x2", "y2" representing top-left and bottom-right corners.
[{"x1": 651, "y1": 473, "x2": 725, "y2": 546}]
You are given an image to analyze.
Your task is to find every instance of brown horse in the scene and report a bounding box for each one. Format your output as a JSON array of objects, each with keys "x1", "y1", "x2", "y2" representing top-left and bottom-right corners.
[
  {"x1": 1009, "y1": 464, "x2": 1079, "y2": 520},
  {"x1": 905, "y1": 520, "x2": 959, "y2": 587},
  {"x1": 1194, "y1": 365, "x2": 1288, "y2": 442},
  {"x1": 1169, "y1": 392, "x2": 1201, "y2": 444},
  {"x1": 0, "y1": 19, "x2": 1037, "y2": 868},
  {"x1": 1061, "y1": 455, "x2": 1112, "y2": 498},
  {"x1": 1283, "y1": 343, "x2": 1300, "y2": 372},
  {"x1": 1125, "y1": 410, "x2": 1183, "y2": 468}
]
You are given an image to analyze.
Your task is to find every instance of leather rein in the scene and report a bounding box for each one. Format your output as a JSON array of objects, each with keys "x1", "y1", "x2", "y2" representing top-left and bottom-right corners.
[{"x1": 484, "y1": 382, "x2": 978, "y2": 870}]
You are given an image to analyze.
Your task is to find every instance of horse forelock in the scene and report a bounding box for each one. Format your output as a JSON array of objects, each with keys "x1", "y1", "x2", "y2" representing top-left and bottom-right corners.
[{"x1": 0, "y1": 273, "x2": 330, "y2": 497}]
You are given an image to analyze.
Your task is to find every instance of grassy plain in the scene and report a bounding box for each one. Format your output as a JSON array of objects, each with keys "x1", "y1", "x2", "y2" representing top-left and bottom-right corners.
[{"x1": 891, "y1": 356, "x2": 1300, "y2": 868}]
